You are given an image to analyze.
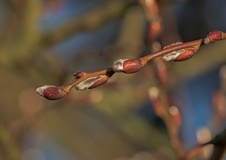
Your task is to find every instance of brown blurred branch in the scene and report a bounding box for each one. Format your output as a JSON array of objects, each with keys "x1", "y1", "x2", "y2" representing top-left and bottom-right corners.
[
  {"x1": 209, "y1": 128, "x2": 226, "y2": 160},
  {"x1": 180, "y1": 128, "x2": 226, "y2": 160},
  {"x1": 149, "y1": 86, "x2": 183, "y2": 158}
]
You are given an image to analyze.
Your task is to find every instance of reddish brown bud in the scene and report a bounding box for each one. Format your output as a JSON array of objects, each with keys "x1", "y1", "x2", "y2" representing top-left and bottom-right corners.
[
  {"x1": 161, "y1": 42, "x2": 184, "y2": 61},
  {"x1": 73, "y1": 72, "x2": 87, "y2": 79},
  {"x1": 88, "y1": 76, "x2": 108, "y2": 89},
  {"x1": 112, "y1": 59, "x2": 143, "y2": 74},
  {"x1": 36, "y1": 85, "x2": 67, "y2": 100},
  {"x1": 75, "y1": 76, "x2": 108, "y2": 90},
  {"x1": 205, "y1": 30, "x2": 224, "y2": 44},
  {"x1": 169, "y1": 106, "x2": 181, "y2": 128},
  {"x1": 161, "y1": 40, "x2": 201, "y2": 62},
  {"x1": 148, "y1": 87, "x2": 164, "y2": 117},
  {"x1": 162, "y1": 47, "x2": 197, "y2": 62},
  {"x1": 174, "y1": 48, "x2": 196, "y2": 61},
  {"x1": 123, "y1": 59, "x2": 143, "y2": 73}
]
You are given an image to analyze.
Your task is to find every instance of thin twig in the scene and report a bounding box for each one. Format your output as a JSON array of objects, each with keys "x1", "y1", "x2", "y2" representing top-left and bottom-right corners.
[{"x1": 36, "y1": 30, "x2": 226, "y2": 100}]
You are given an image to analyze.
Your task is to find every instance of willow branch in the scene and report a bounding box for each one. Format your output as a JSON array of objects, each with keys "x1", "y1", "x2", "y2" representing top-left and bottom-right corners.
[
  {"x1": 180, "y1": 127, "x2": 226, "y2": 160},
  {"x1": 180, "y1": 142, "x2": 210, "y2": 160},
  {"x1": 36, "y1": 30, "x2": 226, "y2": 100},
  {"x1": 209, "y1": 128, "x2": 226, "y2": 160}
]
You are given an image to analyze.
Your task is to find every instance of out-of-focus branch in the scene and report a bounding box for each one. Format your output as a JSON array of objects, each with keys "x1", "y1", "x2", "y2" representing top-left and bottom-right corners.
[
  {"x1": 209, "y1": 128, "x2": 226, "y2": 160},
  {"x1": 180, "y1": 143, "x2": 209, "y2": 160},
  {"x1": 209, "y1": 145, "x2": 225, "y2": 160},
  {"x1": 41, "y1": 0, "x2": 137, "y2": 48},
  {"x1": 149, "y1": 86, "x2": 183, "y2": 158},
  {"x1": 180, "y1": 128, "x2": 226, "y2": 160}
]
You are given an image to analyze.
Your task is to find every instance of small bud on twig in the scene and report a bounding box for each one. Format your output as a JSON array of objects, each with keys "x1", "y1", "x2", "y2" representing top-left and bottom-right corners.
[
  {"x1": 123, "y1": 59, "x2": 143, "y2": 73},
  {"x1": 112, "y1": 59, "x2": 128, "y2": 72},
  {"x1": 75, "y1": 75, "x2": 108, "y2": 91},
  {"x1": 73, "y1": 72, "x2": 87, "y2": 79},
  {"x1": 162, "y1": 48, "x2": 196, "y2": 62},
  {"x1": 36, "y1": 85, "x2": 68, "y2": 100},
  {"x1": 161, "y1": 40, "x2": 201, "y2": 62},
  {"x1": 204, "y1": 30, "x2": 224, "y2": 44},
  {"x1": 174, "y1": 48, "x2": 196, "y2": 61},
  {"x1": 161, "y1": 42, "x2": 183, "y2": 61},
  {"x1": 169, "y1": 106, "x2": 181, "y2": 128},
  {"x1": 112, "y1": 59, "x2": 143, "y2": 73},
  {"x1": 88, "y1": 76, "x2": 108, "y2": 89},
  {"x1": 161, "y1": 49, "x2": 184, "y2": 61}
]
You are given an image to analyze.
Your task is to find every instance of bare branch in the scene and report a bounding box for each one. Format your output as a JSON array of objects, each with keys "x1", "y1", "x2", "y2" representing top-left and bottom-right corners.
[
  {"x1": 36, "y1": 30, "x2": 226, "y2": 100},
  {"x1": 209, "y1": 128, "x2": 226, "y2": 160}
]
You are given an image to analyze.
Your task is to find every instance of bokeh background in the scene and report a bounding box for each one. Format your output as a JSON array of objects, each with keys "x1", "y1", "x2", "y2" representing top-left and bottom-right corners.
[{"x1": 0, "y1": 0, "x2": 226, "y2": 159}]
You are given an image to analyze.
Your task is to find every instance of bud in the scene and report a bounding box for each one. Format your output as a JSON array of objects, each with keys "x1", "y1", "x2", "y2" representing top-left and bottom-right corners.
[
  {"x1": 174, "y1": 48, "x2": 196, "y2": 61},
  {"x1": 162, "y1": 48, "x2": 197, "y2": 62},
  {"x1": 169, "y1": 106, "x2": 181, "y2": 128},
  {"x1": 148, "y1": 87, "x2": 164, "y2": 117},
  {"x1": 205, "y1": 30, "x2": 224, "y2": 44},
  {"x1": 161, "y1": 49, "x2": 184, "y2": 62},
  {"x1": 148, "y1": 87, "x2": 159, "y2": 100},
  {"x1": 88, "y1": 76, "x2": 108, "y2": 89},
  {"x1": 112, "y1": 59, "x2": 128, "y2": 72},
  {"x1": 161, "y1": 40, "x2": 201, "y2": 62},
  {"x1": 112, "y1": 59, "x2": 143, "y2": 73},
  {"x1": 36, "y1": 85, "x2": 67, "y2": 100},
  {"x1": 73, "y1": 72, "x2": 87, "y2": 79},
  {"x1": 123, "y1": 59, "x2": 143, "y2": 73},
  {"x1": 75, "y1": 75, "x2": 108, "y2": 91},
  {"x1": 161, "y1": 42, "x2": 184, "y2": 61}
]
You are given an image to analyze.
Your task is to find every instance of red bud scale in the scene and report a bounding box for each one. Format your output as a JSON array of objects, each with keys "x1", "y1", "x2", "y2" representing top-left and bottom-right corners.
[
  {"x1": 36, "y1": 85, "x2": 67, "y2": 100},
  {"x1": 75, "y1": 75, "x2": 108, "y2": 91},
  {"x1": 204, "y1": 30, "x2": 224, "y2": 44},
  {"x1": 112, "y1": 59, "x2": 143, "y2": 73}
]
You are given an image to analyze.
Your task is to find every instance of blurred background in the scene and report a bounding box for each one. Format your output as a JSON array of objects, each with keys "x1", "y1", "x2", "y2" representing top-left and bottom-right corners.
[{"x1": 0, "y1": 0, "x2": 226, "y2": 159}]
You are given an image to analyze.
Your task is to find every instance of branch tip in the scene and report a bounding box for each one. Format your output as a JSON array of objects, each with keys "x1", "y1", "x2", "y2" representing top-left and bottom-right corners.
[{"x1": 36, "y1": 85, "x2": 68, "y2": 100}]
